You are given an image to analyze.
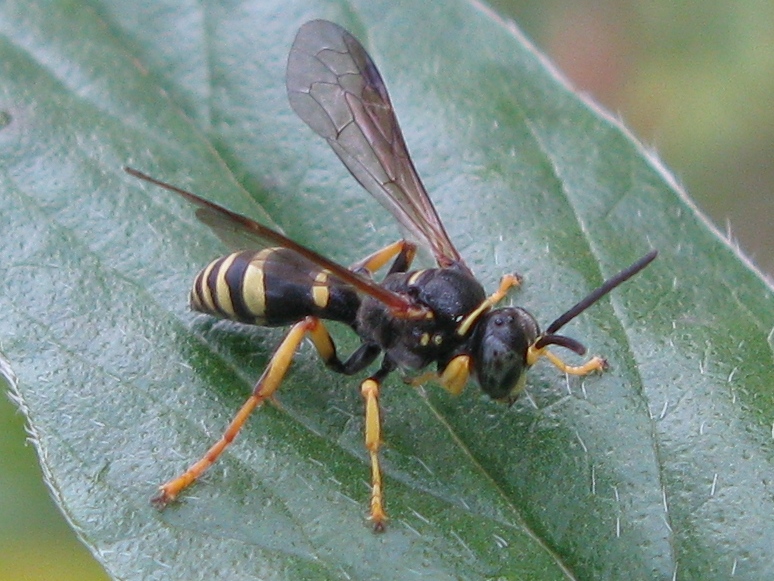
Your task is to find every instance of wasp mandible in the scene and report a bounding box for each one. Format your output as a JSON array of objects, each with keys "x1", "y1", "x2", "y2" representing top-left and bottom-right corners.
[{"x1": 126, "y1": 19, "x2": 656, "y2": 531}]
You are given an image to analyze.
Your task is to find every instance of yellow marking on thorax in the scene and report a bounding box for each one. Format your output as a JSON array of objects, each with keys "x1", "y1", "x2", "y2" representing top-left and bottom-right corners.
[
  {"x1": 313, "y1": 271, "x2": 330, "y2": 308},
  {"x1": 407, "y1": 270, "x2": 426, "y2": 285}
]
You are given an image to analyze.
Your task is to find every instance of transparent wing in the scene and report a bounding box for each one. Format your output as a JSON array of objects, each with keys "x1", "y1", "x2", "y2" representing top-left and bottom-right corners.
[
  {"x1": 124, "y1": 167, "x2": 418, "y2": 315},
  {"x1": 286, "y1": 19, "x2": 463, "y2": 268}
]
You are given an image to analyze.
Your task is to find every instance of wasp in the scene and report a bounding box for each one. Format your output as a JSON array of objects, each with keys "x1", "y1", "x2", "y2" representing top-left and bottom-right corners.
[{"x1": 126, "y1": 19, "x2": 656, "y2": 531}]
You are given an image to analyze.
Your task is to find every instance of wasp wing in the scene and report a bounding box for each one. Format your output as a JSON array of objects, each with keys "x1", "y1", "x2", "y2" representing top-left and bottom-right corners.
[
  {"x1": 286, "y1": 19, "x2": 463, "y2": 269},
  {"x1": 124, "y1": 167, "x2": 418, "y2": 315}
]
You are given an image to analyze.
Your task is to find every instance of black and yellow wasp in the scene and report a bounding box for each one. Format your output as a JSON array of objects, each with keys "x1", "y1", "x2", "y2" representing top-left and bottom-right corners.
[{"x1": 126, "y1": 19, "x2": 656, "y2": 531}]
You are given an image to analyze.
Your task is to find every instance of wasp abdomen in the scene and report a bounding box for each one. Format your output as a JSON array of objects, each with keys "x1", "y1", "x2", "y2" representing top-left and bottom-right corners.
[{"x1": 190, "y1": 248, "x2": 360, "y2": 327}]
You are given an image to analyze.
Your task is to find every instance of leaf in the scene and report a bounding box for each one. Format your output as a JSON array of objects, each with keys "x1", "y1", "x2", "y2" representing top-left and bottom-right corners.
[{"x1": 1, "y1": 1, "x2": 773, "y2": 580}]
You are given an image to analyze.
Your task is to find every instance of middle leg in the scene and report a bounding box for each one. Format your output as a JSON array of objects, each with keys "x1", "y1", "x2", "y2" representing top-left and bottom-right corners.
[
  {"x1": 350, "y1": 239, "x2": 417, "y2": 276},
  {"x1": 359, "y1": 359, "x2": 396, "y2": 531}
]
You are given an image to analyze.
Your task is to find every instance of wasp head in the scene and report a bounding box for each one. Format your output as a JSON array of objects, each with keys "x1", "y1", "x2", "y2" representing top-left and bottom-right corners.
[{"x1": 471, "y1": 307, "x2": 539, "y2": 401}]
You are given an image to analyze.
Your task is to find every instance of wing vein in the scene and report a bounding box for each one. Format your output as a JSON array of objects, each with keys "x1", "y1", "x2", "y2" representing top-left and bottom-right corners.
[{"x1": 287, "y1": 19, "x2": 463, "y2": 268}]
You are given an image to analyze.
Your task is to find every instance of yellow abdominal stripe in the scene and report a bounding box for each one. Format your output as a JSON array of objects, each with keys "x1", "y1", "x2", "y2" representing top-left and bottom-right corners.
[
  {"x1": 242, "y1": 251, "x2": 270, "y2": 318},
  {"x1": 214, "y1": 253, "x2": 239, "y2": 317},
  {"x1": 197, "y1": 260, "x2": 218, "y2": 313},
  {"x1": 313, "y1": 271, "x2": 330, "y2": 308}
]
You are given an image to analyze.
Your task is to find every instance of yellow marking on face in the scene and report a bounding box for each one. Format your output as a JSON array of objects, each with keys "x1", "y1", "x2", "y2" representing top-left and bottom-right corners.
[
  {"x1": 526, "y1": 344, "x2": 543, "y2": 367},
  {"x1": 313, "y1": 271, "x2": 330, "y2": 308},
  {"x1": 214, "y1": 253, "x2": 239, "y2": 317},
  {"x1": 242, "y1": 252, "x2": 269, "y2": 318}
]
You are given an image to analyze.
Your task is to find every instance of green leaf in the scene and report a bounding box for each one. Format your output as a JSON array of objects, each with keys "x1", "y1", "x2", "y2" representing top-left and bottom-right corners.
[{"x1": 2, "y1": 1, "x2": 773, "y2": 580}]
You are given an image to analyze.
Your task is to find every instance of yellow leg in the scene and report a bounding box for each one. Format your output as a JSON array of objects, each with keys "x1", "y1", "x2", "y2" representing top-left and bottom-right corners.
[
  {"x1": 360, "y1": 377, "x2": 387, "y2": 531},
  {"x1": 527, "y1": 345, "x2": 609, "y2": 375},
  {"x1": 456, "y1": 273, "x2": 522, "y2": 336},
  {"x1": 153, "y1": 318, "x2": 314, "y2": 506},
  {"x1": 407, "y1": 354, "x2": 472, "y2": 396},
  {"x1": 306, "y1": 318, "x2": 337, "y2": 362},
  {"x1": 350, "y1": 240, "x2": 416, "y2": 274}
]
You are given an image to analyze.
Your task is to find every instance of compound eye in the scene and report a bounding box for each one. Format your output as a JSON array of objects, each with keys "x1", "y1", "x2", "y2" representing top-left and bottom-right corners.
[{"x1": 473, "y1": 308, "x2": 539, "y2": 401}]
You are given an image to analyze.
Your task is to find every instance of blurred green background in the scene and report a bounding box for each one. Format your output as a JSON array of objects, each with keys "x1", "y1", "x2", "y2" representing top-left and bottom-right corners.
[{"x1": 2, "y1": 1, "x2": 771, "y2": 579}]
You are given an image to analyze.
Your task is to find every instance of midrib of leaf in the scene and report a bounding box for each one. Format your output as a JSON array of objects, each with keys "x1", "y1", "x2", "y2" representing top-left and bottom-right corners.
[
  {"x1": 418, "y1": 390, "x2": 579, "y2": 580},
  {"x1": 520, "y1": 90, "x2": 681, "y2": 574}
]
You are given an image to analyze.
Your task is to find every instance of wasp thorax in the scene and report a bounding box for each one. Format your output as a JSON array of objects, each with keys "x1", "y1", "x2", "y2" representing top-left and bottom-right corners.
[{"x1": 473, "y1": 307, "x2": 540, "y2": 400}]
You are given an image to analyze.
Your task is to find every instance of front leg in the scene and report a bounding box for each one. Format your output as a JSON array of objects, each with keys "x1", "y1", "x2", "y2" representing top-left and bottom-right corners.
[
  {"x1": 527, "y1": 345, "x2": 609, "y2": 375},
  {"x1": 456, "y1": 273, "x2": 522, "y2": 336},
  {"x1": 406, "y1": 354, "x2": 472, "y2": 396}
]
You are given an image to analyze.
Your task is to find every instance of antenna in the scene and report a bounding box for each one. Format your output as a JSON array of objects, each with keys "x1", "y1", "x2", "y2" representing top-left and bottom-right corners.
[{"x1": 534, "y1": 250, "x2": 657, "y2": 351}]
